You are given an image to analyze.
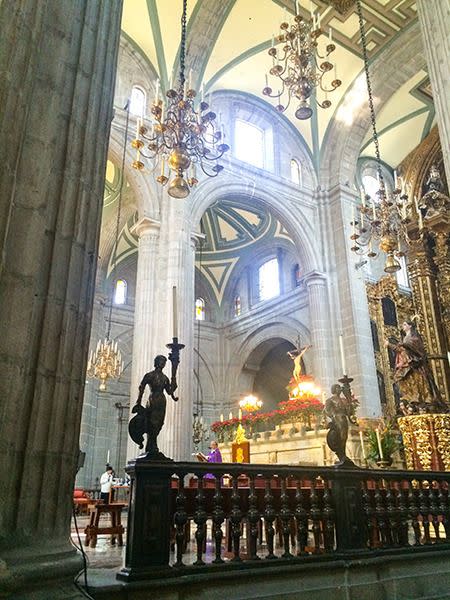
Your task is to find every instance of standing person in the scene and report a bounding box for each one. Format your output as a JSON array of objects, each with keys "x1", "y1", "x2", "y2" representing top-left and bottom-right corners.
[
  {"x1": 100, "y1": 465, "x2": 114, "y2": 503},
  {"x1": 207, "y1": 440, "x2": 222, "y2": 464}
]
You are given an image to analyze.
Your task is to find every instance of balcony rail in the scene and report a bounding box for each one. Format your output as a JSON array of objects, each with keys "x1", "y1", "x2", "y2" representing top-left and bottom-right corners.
[{"x1": 118, "y1": 461, "x2": 450, "y2": 581}]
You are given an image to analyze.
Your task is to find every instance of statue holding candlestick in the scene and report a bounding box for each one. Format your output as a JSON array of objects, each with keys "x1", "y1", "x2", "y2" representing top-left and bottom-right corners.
[
  {"x1": 324, "y1": 378, "x2": 358, "y2": 468},
  {"x1": 128, "y1": 287, "x2": 185, "y2": 460}
]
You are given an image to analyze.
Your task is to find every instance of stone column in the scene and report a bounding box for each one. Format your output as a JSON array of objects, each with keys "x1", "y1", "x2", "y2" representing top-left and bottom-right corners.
[
  {"x1": 0, "y1": 0, "x2": 122, "y2": 595},
  {"x1": 158, "y1": 219, "x2": 196, "y2": 461},
  {"x1": 127, "y1": 217, "x2": 161, "y2": 458},
  {"x1": 304, "y1": 272, "x2": 334, "y2": 392},
  {"x1": 327, "y1": 186, "x2": 381, "y2": 417},
  {"x1": 417, "y1": 0, "x2": 450, "y2": 180}
]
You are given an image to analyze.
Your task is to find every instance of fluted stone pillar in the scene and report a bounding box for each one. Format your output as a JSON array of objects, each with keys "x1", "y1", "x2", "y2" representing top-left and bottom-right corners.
[
  {"x1": 157, "y1": 198, "x2": 196, "y2": 461},
  {"x1": 327, "y1": 186, "x2": 381, "y2": 417},
  {"x1": 417, "y1": 0, "x2": 450, "y2": 181},
  {"x1": 304, "y1": 272, "x2": 334, "y2": 392},
  {"x1": 0, "y1": 0, "x2": 122, "y2": 595},
  {"x1": 127, "y1": 217, "x2": 161, "y2": 458}
]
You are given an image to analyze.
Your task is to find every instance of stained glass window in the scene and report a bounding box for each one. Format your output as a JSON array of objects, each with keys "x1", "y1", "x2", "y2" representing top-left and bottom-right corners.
[
  {"x1": 195, "y1": 298, "x2": 205, "y2": 321},
  {"x1": 234, "y1": 295, "x2": 241, "y2": 317}
]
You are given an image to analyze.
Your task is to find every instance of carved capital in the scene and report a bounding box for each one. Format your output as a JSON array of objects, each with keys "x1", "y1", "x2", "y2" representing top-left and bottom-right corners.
[{"x1": 130, "y1": 216, "x2": 160, "y2": 239}]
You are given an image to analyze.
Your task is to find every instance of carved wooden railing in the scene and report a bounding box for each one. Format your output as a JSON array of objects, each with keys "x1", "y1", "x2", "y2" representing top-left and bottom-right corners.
[{"x1": 118, "y1": 462, "x2": 450, "y2": 581}]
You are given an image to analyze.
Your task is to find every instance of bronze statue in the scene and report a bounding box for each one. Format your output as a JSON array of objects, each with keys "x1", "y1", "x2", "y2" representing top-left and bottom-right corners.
[
  {"x1": 129, "y1": 354, "x2": 178, "y2": 460},
  {"x1": 324, "y1": 383, "x2": 357, "y2": 467}
]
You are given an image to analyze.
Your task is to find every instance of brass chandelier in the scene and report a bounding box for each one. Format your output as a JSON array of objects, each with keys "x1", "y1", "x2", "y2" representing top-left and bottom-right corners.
[
  {"x1": 262, "y1": 1, "x2": 341, "y2": 120},
  {"x1": 349, "y1": 0, "x2": 414, "y2": 273},
  {"x1": 132, "y1": 0, "x2": 229, "y2": 199}
]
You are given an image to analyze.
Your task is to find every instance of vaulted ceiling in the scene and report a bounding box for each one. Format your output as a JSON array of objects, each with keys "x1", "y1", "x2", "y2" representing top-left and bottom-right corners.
[{"x1": 121, "y1": 0, "x2": 433, "y2": 169}]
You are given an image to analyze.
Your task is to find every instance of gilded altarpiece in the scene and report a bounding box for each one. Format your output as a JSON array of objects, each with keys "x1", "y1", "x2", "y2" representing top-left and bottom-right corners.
[
  {"x1": 399, "y1": 126, "x2": 450, "y2": 402},
  {"x1": 366, "y1": 276, "x2": 413, "y2": 417}
]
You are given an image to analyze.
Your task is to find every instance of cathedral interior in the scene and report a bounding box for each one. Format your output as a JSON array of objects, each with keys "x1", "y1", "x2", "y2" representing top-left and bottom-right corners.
[{"x1": 1, "y1": 1, "x2": 450, "y2": 599}]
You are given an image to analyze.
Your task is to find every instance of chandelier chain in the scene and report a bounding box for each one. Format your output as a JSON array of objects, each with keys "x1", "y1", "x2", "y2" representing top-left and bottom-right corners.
[
  {"x1": 179, "y1": 0, "x2": 188, "y2": 87},
  {"x1": 355, "y1": 0, "x2": 383, "y2": 184},
  {"x1": 107, "y1": 102, "x2": 130, "y2": 339}
]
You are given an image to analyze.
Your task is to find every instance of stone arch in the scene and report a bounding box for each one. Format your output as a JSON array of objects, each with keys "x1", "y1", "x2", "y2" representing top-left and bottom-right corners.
[
  {"x1": 228, "y1": 319, "x2": 311, "y2": 409},
  {"x1": 235, "y1": 319, "x2": 311, "y2": 374},
  {"x1": 320, "y1": 21, "x2": 426, "y2": 189},
  {"x1": 108, "y1": 121, "x2": 160, "y2": 219},
  {"x1": 189, "y1": 179, "x2": 320, "y2": 275},
  {"x1": 115, "y1": 36, "x2": 158, "y2": 113}
]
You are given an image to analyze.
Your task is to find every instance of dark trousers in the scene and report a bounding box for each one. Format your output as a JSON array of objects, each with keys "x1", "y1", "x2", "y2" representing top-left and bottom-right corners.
[{"x1": 100, "y1": 492, "x2": 110, "y2": 503}]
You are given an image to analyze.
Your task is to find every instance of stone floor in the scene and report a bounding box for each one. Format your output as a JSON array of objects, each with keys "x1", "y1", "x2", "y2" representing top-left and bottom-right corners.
[{"x1": 71, "y1": 512, "x2": 126, "y2": 570}]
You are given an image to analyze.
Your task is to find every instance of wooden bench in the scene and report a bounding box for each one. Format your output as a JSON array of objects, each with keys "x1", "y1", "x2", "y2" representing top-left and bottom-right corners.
[{"x1": 84, "y1": 503, "x2": 125, "y2": 548}]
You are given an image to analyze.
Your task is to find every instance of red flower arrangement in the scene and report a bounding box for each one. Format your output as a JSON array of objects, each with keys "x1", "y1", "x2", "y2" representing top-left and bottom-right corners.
[{"x1": 210, "y1": 380, "x2": 324, "y2": 440}]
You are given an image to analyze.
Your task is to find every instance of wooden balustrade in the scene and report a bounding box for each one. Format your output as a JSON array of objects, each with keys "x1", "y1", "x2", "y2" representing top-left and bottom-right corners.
[{"x1": 118, "y1": 462, "x2": 450, "y2": 582}]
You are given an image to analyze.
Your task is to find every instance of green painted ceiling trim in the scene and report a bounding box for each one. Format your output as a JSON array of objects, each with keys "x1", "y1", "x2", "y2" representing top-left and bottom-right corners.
[
  {"x1": 320, "y1": 16, "x2": 420, "y2": 157},
  {"x1": 410, "y1": 75, "x2": 434, "y2": 108},
  {"x1": 121, "y1": 30, "x2": 159, "y2": 81},
  {"x1": 196, "y1": 0, "x2": 237, "y2": 90},
  {"x1": 205, "y1": 40, "x2": 271, "y2": 93},
  {"x1": 271, "y1": 0, "x2": 369, "y2": 60},
  {"x1": 359, "y1": 106, "x2": 430, "y2": 155},
  {"x1": 422, "y1": 107, "x2": 435, "y2": 141},
  {"x1": 171, "y1": 0, "x2": 237, "y2": 91},
  {"x1": 146, "y1": 0, "x2": 168, "y2": 90}
]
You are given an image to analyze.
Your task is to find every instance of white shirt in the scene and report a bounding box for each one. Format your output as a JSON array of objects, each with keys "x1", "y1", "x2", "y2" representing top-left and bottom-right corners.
[{"x1": 100, "y1": 472, "x2": 113, "y2": 493}]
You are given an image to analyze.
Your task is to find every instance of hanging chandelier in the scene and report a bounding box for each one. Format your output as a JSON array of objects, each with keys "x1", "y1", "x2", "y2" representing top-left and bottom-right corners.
[
  {"x1": 87, "y1": 106, "x2": 129, "y2": 390},
  {"x1": 87, "y1": 339, "x2": 123, "y2": 391},
  {"x1": 262, "y1": 1, "x2": 341, "y2": 120},
  {"x1": 192, "y1": 415, "x2": 209, "y2": 452},
  {"x1": 239, "y1": 394, "x2": 263, "y2": 413},
  {"x1": 132, "y1": 0, "x2": 229, "y2": 199},
  {"x1": 349, "y1": 0, "x2": 415, "y2": 274}
]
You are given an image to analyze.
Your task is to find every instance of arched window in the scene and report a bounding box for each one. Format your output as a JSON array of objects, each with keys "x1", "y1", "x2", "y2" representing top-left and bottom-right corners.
[
  {"x1": 234, "y1": 295, "x2": 241, "y2": 317},
  {"x1": 195, "y1": 298, "x2": 205, "y2": 321},
  {"x1": 234, "y1": 119, "x2": 265, "y2": 168},
  {"x1": 359, "y1": 158, "x2": 393, "y2": 204},
  {"x1": 290, "y1": 159, "x2": 302, "y2": 186},
  {"x1": 129, "y1": 85, "x2": 146, "y2": 117},
  {"x1": 258, "y1": 258, "x2": 280, "y2": 301},
  {"x1": 396, "y1": 255, "x2": 409, "y2": 288},
  {"x1": 361, "y1": 174, "x2": 380, "y2": 203},
  {"x1": 114, "y1": 279, "x2": 127, "y2": 305}
]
